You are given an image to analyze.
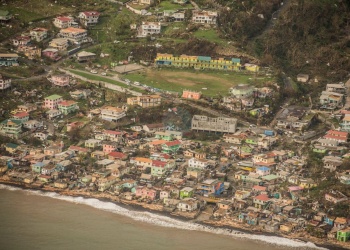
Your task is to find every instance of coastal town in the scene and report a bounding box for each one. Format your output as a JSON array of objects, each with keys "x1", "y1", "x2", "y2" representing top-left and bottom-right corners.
[{"x1": 0, "y1": 0, "x2": 350, "y2": 249}]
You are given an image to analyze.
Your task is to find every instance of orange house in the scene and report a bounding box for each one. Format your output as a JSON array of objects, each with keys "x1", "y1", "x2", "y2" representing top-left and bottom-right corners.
[{"x1": 182, "y1": 90, "x2": 201, "y2": 100}]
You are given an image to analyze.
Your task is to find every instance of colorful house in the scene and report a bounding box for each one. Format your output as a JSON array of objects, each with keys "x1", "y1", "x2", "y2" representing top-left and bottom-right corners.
[
  {"x1": 4, "y1": 143, "x2": 19, "y2": 154},
  {"x1": 337, "y1": 228, "x2": 350, "y2": 242},
  {"x1": 12, "y1": 112, "x2": 29, "y2": 124},
  {"x1": 57, "y1": 100, "x2": 79, "y2": 115},
  {"x1": 162, "y1": 140, "x2": 181, "y2": 154},
  {"x1": 182, "y1": 90, "x2": 201, "y2": 100},
  {"x1": 179, "y1": 187, "x2": 194, "y2": 199},
  {"x1": 0, "y1": 119, "x2": 22, "y2": 138},
  {"x1": 151, "y1": 160, "x2": 175, "y2": 177},
  {"x1": 44, "y1": 94, "x2": 63, "y2": 110},
  {"x1": 135, "y1": 186, "x2": 158, "y2": 201},
  {"x1": 253, "y1": 194, "x2": 270, "y2": 209},
  {"x1": 197, "y1": 179, "x2": 224, "y2": 197},
  {"x1": 256, "y1": 166, "x2": 271, "y2": 176}
]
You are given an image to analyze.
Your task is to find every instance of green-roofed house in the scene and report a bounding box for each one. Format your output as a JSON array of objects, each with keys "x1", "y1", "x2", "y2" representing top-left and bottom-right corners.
[
  {"x1": 0, "y1": 10, "x2": 12, "y2": 22},
  {"x1": 0, "y1": 119, "x2": 22, "y2": 138},
  {"x1": 5, "y1": 143, "x2": 19, "y2": 154},
  {"x1": 44, "y1": 94, "x2": 63, "y2": 110}
]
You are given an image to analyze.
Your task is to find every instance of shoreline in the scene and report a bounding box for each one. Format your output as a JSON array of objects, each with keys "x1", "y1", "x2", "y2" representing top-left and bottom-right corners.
[{"x1": 0, "y1": 179, "x2": 348, "y2": 250}]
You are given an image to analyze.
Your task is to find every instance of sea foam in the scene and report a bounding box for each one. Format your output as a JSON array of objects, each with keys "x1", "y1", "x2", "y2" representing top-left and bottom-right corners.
[{"x1": 0, "y1": 184, "x2": 327, "y2": 249}]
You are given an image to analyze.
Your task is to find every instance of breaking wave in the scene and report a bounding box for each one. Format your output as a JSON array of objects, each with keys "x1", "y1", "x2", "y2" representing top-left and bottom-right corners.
[{"x1": 0, "y1": 184, "x2": 326, "y2": 249}]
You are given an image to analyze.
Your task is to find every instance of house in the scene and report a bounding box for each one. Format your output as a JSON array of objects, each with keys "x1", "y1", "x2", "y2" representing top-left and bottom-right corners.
[
  {"x1": 143, "y1": 123, "x2": 165, "y2": 133},
  {"x1": 320, "y1": 91, "x2": 344, "y2": 109},
  {"x1": 130, "y1": 157, "x2": 153, "y2": 169},
  {"x1": 188, "y1": 158, "x2": 212, "y2": 169},
  {"x1": 0, "y1": 10, "x2": 12, "y2": 22},
  {"x1": 59, "y1": 27, "x2": 88, "y2": 44},
  {"x1": 0, "y1": 53, "x2": 19, "y2": 66},
  {"x1": 0, "y1": 119, "x2": 22, "y2": 138},
  {"x1": 49, "y1": 38, "x2": 69, "y2": 51},
  {"x1": 186, "y1": 167, "x2": 203, "y2": 180},
  {"x1": 326, "y1": 83, "x2": 347, "y2": 94},
  {"x1": 12, "y1": 36, "x2": 31, "y2": 47},
  {"x1": 223, "y1": 133, "x2": 246, "y2": 144},
  {"x1": 325, "y1": 191, "x2": 348, "y2": 204},
  {"x1": 334, "y1": 217, "x2": 349, "y2": 230},
  {"x1": 102, "y1": 142, "x2": 118, "y2": 153},
  {"x1": 168, "y1": 10, "x2": 185, "y2": 22},
  {"x1": 323, "y1": 156, "x2": 343, "y2": 172},
  {"x1": 54, "y1": 180, "x2": 68, "y2": 189},
  {"x1": 4, "y1": 143, "x2": 19, "y2": 154},
  {"x1": 98, "y1": 176, "x2": 118, "y2": 192},
  {"x1": 78, "y1": 11, "x2": 100, "y2": 27},
  {"x1": 70, "y1": 89, "x2": 91, "y2": 99},
  {"x1": 12, "y1": 112, "x2": 29, "y2": 124},
  {"x1": 41, "y1": 164, "x2": 56, "y2": 175},
  {"x1": 42, "y1": 48, "x2": 60, "y2": 61},
  {"x1": 57, "y1": 100, "x2": 79, "y2": 115},
  {"x1": 127, "y1": 95, "x2": 161, "y2": 108},
  {"x1": 69, "y1": 145, "x2": 89, "y2": 155},
  {"x1": 162, "y1": 140, "x2": 181, "y2": 154},
  {"x1": 50, "y1": 74, "x2": 70, "y2": 87},
  {"x1": 191, "y1": 115, "x2": 237, "y2": 133},
  {"x1": 179, "y1": 187, "x2": 194, "y2": 199},
  {"x1": 182, "y1": 90, "x2": 201, "y2": 100},
  {"x1": 0, "y1": 74, "x2": 11, "y2": 90},
  {"x1": 17, "y1": 103, "x2": 37, "y2": 113},
  {"x1": 297, "y1": 74, "x2": 309, "y2": 83},
  {"x1": 197, "y1": 179, "x2": 224, "y2": 197},
  {"x1": 44, "y1": 145, "x2": 62, "y2": 156},
  {"x1": 151, "y1": 160, "x2": 175, "y2": 177},
  {"x1": 44, "y1": 94, "x2": 63, "y2": 110},
  {"x1": 108, "y1": 151, "x2": 127, "y2": 161},
  {"x1": 46, "y1": 109, "x2": 62, "y2": 120},
  {"x1": 323, "y1": 130, "x2": 348, "y2": 143},
  {"x1": 340, "y1": 115, "x2": 350, "y2": 132},
  {"x1": 16, "y1": 45, "x2": 41, "y2": 60},
  {"x1": 85, "y1": 139, "x2": 102, "y2": 149},
  {"x1": 337, "y1": 228, "x2": 350, "y2": 242},
  {"x1": 100, "y1": 106, "x2": 126, "y2": 122},
  {"x1": 53, "y1": 16, "x2": 75, "y2": 28},
  {"x1": 66, "y1": 121, "x2": 84, "y2": 132},
  {"x1": 135, "y1": 186, "x2": 158, "y2": 200},
  {"x1": 192, "y1": 10, "x2": 217, "y2": 25},
  {"x1": 230, "y1": 84, "x2": 254, "y2": 99},
  {"x1": 177, "y1": 198, "x2": 198, "y2": 212},
  {"x1": 76, "y1": 51, "x2": 96, "y2": 62},
  {"x1": 103, "y1": 130, "x2": 124, "y2": 142},
  {"x1": 256, "y1": 167, "x2": 271, "y2": 176},
  {"x1": 30, "y1": 27, "x2": 48, "y2": 42},
  {"x1": 275, "y1": 106, "x2": 315, "y2": 131},
  {"x1": 183, "y1": 150, "x2": 206, "y2": 159},
  {"x1": 253, "y1": 194, "x2": 270, "y2": 209},
  {"x1": 137, "y1": 22, "x2": 161, "y2": 37},
  {"x1": 234, "y1": 190, "x2": 251, "y2": 200},
  {"x1": 56, "y1": 160, "x2": 72, "y2": 172}
]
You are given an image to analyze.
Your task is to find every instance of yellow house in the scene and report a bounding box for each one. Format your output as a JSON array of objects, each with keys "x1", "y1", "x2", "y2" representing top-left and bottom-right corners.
[
  {"x1": 299, "y1": 178, "x2": 317, "y2": 189},
  {"x1": 5, "y1": 143, "x2": 19, "y2": 154}
]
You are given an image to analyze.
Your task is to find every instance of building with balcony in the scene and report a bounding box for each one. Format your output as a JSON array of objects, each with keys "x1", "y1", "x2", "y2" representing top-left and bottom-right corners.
[
  {"x1": 0, "y1": 74, "x2": 11, "y2": 90},
  {"x1": 197, "y1": 179, "x2": 224, "y2": 197},
  {"x1": 78, "y1": 11, "x2": 100, "y2": 27},
  {"x1": 191, "y1": 115, "x2": 237, "y2": 133},
  {"x1": 44, "y1": 94, "x2": 63, "y2": 110},
  {"x1": 137, "y1": 22, "x2": 161, "y2": 37},
  {"x1": 100, "y1": 106, "x2": 126, "y2": 122},
  {"x1": 0, "y1": 53, "x2": 19, "y2": 66},
  {"x1": 50, "y1": 74, "x2": 70, "y2": 87},
  {"x1": 30, "y1": 27, "x2": 48, "y2": 42},
  {"x1": 59, "y1": 27, "x2": 88, "y2": 44},
  {"x1": 57, "y1": 100, "x2": 79, "y2": 115},
  {"x1": 0, "y1": 119, "x2": 22, "y2": 138},
  {"x1": 127, "y1": 95, "x2": 161, "y2": 108},
  {"x1": 192, "y1": 10, "x2": 217, "y2": 25}
]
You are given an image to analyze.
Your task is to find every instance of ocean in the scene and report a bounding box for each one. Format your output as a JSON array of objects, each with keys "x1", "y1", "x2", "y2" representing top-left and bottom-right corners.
[{"x1": 0, "y1": 185, "x2": 325, "y2": 250}]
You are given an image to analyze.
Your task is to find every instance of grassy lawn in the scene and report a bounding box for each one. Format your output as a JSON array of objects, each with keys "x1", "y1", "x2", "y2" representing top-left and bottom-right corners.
[
  {"x1": 193, "y1": 28, "x2": 224, "y2": 44},
  {"x1": 125, "y1": 68, "x2": 263, "y2": 97},
  {"x1": 68, "y1": 69, "x2": 146, "y2": 93},
  {"x1": 156, "y1": 1, "x2": 193, "y2": 11}
]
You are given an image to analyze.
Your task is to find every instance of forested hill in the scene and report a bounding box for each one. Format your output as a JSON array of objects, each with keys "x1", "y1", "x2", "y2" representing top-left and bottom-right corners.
[{"x1": 216, "y1": 0, "x2": 350, "y2": 81}]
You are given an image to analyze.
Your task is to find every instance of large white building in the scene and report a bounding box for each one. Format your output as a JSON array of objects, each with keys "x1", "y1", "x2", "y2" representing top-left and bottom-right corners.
[
  {"x1": 59, "y1": 27, "x2": 88, "y2": 44},
  {"x1": 137, "y1": 22, "x2": 161, "y2": 37},
  {"x1": 191, "y1": 115, "x2": 237, "y2": 133},
  {"x1": 78, "y1": 11, "x2": 100, "y2": 27},
  {"x1": 192, "y1": 10, "x2": 217, "y2": 25},
  {"x1": 100, "y1": 106, "x2": 126, "y2": 122},
  {"x1": 0, "y1": 74, "x2": 11, "y2": 90}
]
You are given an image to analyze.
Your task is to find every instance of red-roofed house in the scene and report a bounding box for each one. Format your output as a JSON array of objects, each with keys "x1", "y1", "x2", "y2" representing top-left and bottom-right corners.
[
  {"x1": 253, "y1": 194, "x2": 270, "y2": 209},
  {"x1": 103, "y1": 130, "x2": 124, "y2": 142},
  {"x1": 108, "y1": 151, "x2": 127, "y2": 161},
  {"x1": 68, "y1": 145, "x2": 89, "y2": 154},
  {"x1": 78, "y1": 11, "x2": 100, "y2": 27},
  {"x1": 323, "y1": 130, "x2": 349, "y2": 143},
  {"x1": 151, "y1": 159, "x2": 175, "y2": 177},
  {"x1": 12, "y1": 112, "x2": 29, "y2": 123},
  {"x1": 53, "y1": 16, "x2": 74, "y2": 28},
  {"x1": 252, "y1": 185, "x2": 267, "y2": 194},
  {"x1": 57, "y1": 100, "x2": 79, "y2": 115},
  {"x1": 162, "y1": 140, "x2": 181, "y2": 154}
]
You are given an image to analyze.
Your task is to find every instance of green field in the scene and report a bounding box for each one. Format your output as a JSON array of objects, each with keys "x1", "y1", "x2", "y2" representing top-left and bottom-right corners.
[
  {"x1": 155, "y1": 1, "x2": 193, "y2": 11},
  {"x1": 68, "y1": 69, "x2": 146, "y2": 93},
  {"x1": 193, "y1": 29, "x2": 224, "y2": 44},
  {"x1": 125, "y1": 68, "x2": 262, "y2": 97}
]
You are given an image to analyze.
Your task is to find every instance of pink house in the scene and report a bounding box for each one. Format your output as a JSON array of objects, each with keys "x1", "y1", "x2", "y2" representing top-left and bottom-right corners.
[
  {"x1": 42, "y1": 48, "x2": 60, "y2": 61},
  {"x1": 44, "y1": 94, "x2": 63, "y2": 110},
  {"x1": 102, "y1": 142, "x2": 118, "y2": 153},
  {"x1": 182, "y1": 90, "x2": 201, "y2": 100},
  {"x1": 135, "y1": 186, "x2": 158, "y2": 201},
  {"x1": 51, "y1": 74, "x2": 70, "y2": 87}
]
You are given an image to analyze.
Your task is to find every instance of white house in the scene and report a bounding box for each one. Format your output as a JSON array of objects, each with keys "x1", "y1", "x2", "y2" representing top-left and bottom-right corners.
[
  {"x1": 78, "y1": 11, "x2": 100, "y2": 27},
  {"x1": 192, "y1": 10, "x2": 217, "y2": 25},
  {"x1": 0, "y1": 74, "x2": 11, "y2": 90},
  {"x1": 100, "y1": 106, "x2": 126, "y2": 122},
  {"x1": 188, "y1": 158, "x2": 213, "y2": 169},
  {"x1": 137, "y1": 22, "x2": 161, "y2": 37},
  {"x1": 177, "y1": 198, "x2": 198, "y2": 212}
]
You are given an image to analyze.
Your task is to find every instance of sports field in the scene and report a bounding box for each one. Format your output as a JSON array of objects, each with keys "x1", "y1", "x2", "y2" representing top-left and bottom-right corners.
[{"x1": 125, "y1": 68, "x2": 261, "y2": 96}]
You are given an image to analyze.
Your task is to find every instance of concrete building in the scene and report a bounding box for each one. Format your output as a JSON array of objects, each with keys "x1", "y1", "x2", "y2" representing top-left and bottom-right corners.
[
  {"x1": 78, "y1": 11, "x2": 100, "y2": 27},
  {"x1": 191, "y1": 115, "x2": 237, "y2": 133},
  {"x1": 44, "y1": 95, "x2": 63, "y2": 110},
  {"x1": 192, "y1": 10, "x2": 217, "y2": 25},
  {"x1": 58, "y1": 27, "x2": 88, "y2": 44},
  {"x1": 30, "y1": 27, "x2": 48, "y2": 42},
  {"x1": 137, "y1": 22, "x2": 161, "y2": 37},
  {"x1": 230, "y1": 84, "x2": 254, "y2": 99},
  {"x1": 0, "y1": 74, "x2": 11, "y2": 90},
  {"x1": 127, "y1": 95, "x2": 161, "y2": 108},
  {"x1": 100, "y1": 106, "x2": 126, "y2": 122}
]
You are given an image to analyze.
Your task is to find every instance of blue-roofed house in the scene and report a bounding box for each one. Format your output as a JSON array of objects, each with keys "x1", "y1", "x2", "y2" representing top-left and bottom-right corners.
[{"x1": 256, "y1": 166, "x2": 271, "y2": 176}]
